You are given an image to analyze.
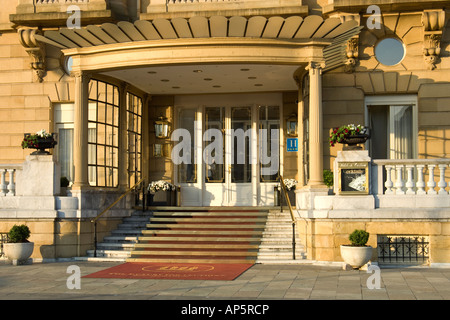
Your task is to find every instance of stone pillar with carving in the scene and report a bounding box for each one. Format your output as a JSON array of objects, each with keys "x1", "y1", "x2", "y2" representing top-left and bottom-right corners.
[
  {"x1": 18, "y1": 28, "x2": 46, "y2": 83},
  {"x1": 422, "y1": 10, "x2": 446, "y2": 70}
]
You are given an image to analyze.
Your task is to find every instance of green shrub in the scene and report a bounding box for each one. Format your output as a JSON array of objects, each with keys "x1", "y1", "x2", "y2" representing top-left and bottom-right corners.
[
  {"x1": 60, "y1": 176, "x2": 70, "y2": 188},
  {"x1": 349, "y1": 229, "x2": 369, "y2": 247},
  {"x1": 323, "y1": 170, "x2": 333, "y2": 188},
  {"x1": 8, "y1": 224, "x2": 31, "y2": 243}
]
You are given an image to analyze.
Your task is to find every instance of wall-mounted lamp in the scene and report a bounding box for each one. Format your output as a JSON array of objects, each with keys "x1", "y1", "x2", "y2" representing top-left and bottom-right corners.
[
  {"x1": 286, "y1": 113, "x2": 298, "y2": 137},
  {"x1": 154, "y1": 116, "x2": 170, "y2": 139}
]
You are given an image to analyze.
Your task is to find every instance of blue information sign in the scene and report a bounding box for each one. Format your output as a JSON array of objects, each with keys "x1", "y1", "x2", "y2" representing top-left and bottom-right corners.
[{"x1": 286, "y1": 138, "x2": 298, "y2": 152}]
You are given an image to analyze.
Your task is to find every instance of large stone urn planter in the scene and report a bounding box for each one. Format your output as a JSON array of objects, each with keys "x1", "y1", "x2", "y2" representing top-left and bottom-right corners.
[
  {"x1": 3, "y1": 242, "x2": 34, "y2": 266},
  {"x1": 340, "y1": 245, "x2": 373, "y2": 269}
]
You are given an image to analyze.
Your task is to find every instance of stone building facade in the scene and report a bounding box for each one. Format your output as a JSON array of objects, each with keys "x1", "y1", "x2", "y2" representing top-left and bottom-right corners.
[{"x1": 0, "y1": 0, "x2": 449, "y2": 265}]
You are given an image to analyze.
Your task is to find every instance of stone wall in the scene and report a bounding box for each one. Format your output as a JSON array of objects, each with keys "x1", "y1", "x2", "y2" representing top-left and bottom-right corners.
[{"x1": 296, "y1": 217, "x2": 450, "y2": 264}]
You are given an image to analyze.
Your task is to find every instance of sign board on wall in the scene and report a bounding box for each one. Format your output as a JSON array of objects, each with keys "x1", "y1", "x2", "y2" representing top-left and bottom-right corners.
[{"x1": 286, "y1": 138, "x2": 298, "y2": 152}]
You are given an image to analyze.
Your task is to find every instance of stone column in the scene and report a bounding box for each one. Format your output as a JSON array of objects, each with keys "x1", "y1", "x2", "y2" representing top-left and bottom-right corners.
[
  {"x1": 306, "y1": 61, "x2": 326, "y2": 188},
  {"x1": 72, "y1": 71, "x2": 91, "y2": 190},
  {"x1": 295, "y1": 61, "x2": 328, "y2": 210}
]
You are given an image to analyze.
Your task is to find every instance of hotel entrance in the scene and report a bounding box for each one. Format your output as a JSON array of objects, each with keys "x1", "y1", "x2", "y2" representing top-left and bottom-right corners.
[{"x1": 173, "y1": 93, "x2": 282, "y2": 206}]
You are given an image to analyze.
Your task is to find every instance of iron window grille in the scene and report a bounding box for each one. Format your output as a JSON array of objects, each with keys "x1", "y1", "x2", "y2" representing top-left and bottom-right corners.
[{"x1": 377, "y1": 235, "x2": 429, "y2": 264}]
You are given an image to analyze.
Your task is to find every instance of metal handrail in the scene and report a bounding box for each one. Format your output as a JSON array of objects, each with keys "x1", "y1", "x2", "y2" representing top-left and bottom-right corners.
[
  {"x1": 91, "y1": 178, "x2": 145, "y2": 257},
  {"x1": 279, "y1": 175, "x2": 297, "y2": 260}
]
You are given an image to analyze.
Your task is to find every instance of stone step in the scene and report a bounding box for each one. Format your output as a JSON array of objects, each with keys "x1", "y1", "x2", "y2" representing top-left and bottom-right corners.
[
  {"x1": 126, "y1": 257, "x2": 256, "y2": 264},
  {"x1": 102, "y1": 236, "x2": 139, "y2": 243},
  {"x1": 86, "y1": 249, "x2": 131, "y2": 258},
  {"x1": 134, "y1": 243, "x2": 259, "y2": 250},
  {"x1": 149, "y1": 217, "x2": 267, "y2": 223},
  {"x1": 138, "y1": 236, "x2": 262, "y2": 243}
]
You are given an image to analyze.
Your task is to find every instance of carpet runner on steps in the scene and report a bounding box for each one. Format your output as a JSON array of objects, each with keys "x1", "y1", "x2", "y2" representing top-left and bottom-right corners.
[{"x1": 127, "y1": 209, "x2": 269, "y2": 264}]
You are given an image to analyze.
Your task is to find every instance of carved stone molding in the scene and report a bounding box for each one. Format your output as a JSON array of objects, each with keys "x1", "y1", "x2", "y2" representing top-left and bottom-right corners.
[
  {"x1": 344, "y1": 37, "x2": 359, "y2": 73},
  {"x1": 422, "y1": 10, "x2": 446, "y2": 70},
  {"x1": 340, "y1": 14, "x2": 360, "y2": 73},
  {"x1": 18, "y1": 28, "x2": 46, "y2": 82}
]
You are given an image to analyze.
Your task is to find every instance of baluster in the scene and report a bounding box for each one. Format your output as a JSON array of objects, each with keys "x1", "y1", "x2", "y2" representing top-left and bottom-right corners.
[
  {"x1": 427, "y1": 164, "x2": 437, "y2": 195},
  {"x1": 405, "y1": 165, "x2": 416, "y2": 194},
  {"x1": 385, "y1": 165, "x2": 394, "y2": 194},
  {"x1": 395, "y1": 165, "x2": 405, "y2": 195},
  {"x1": 6, "y1": 169, "x2": 15, "y2": 196},
  {"x1": 438, "y1": 164, "x2": 448, "y2": 195},
  {"x1": 416, "y1": 164, "x2": 426, "y2": 195},
  {"x1": 0, "y1": 169, "x2": 6, "y2": 196}
]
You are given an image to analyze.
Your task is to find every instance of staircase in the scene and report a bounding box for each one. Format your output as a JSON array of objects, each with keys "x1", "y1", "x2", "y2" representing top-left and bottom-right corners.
[
  {"x1": 78, "y1": 207, "x2": 307, "y2": 263},
  {"x1": 127, "y1": 208, "x2": 268, "y2": 264},
  {"x1": 256, "y1": 210, "x2": 307, "y2": 263},
  {"x1": 81, "y1": 210, "x2": 151, "y2": 261}
]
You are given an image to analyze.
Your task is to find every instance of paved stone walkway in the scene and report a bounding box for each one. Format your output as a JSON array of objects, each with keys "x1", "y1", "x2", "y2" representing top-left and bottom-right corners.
[{"x1": 1, "y1": 260, "x2": 449, "y2": 302}]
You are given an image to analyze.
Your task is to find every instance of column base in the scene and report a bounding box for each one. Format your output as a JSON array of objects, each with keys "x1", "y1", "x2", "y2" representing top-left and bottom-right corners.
[{"x1": 295, "y1": 184, "x2": 329, "y2": 210}]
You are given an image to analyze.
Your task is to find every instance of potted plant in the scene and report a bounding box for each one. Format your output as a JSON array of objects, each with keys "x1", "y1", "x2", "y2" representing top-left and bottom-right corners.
[
  {"x1": 147, "y1": 180, "x2": 177, "y2": 206},
  {"x1": 3, "y1": 224, "x2": 34, "y2": 266},
  {"x1": 329, "y1": 124, "x2": 369, "y2": 150},
  {"x1": 60, "y1": 176, "x2": 70, "y2": 196},
  {"x1": 323, "y1": 170, "x2": 333, "y2": 194},
  {"x1": 340, "y1": 229, "x2": 373, "y2": 269},
  {"x1": 21, "y1": 129, "x2": 57, "y2": 155}
]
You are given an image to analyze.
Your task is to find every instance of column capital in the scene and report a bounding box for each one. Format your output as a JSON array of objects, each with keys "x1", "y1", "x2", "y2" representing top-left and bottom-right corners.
[
  {"x1": 72, "y1": 70, "x2": 92, "y2": 81},
  {"x1": 305, "y1": 61, "x2": 325, "y2": 71}
]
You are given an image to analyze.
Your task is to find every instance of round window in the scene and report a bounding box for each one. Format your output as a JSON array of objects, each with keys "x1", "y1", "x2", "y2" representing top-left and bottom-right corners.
[
  {"x1": 63, "y1": 56, "x2": 73, "y2": 75},
  {"x1": 375, "y1": 38, "x2": 405, "y2": 66}
]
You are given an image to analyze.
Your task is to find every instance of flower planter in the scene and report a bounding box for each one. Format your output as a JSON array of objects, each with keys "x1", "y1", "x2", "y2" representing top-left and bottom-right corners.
[
  {"x1": 3, "y1": 242, "x2": 34, "y2": 266},
  {"x1": 147, "y1": 190, "x2": 177, "y2": 206},
  {"x1": 22, "y1": 131, "x2": 57, "y2": 155},
  {"x1": 274, "y1": 187, "x2": 296, "y2": 206},
  {"x1": 341, "y1": 134, "x2": 370, "y2": 150},
  {"x1": 340, "y1": 245, "x2": 373, "y2": 269}
]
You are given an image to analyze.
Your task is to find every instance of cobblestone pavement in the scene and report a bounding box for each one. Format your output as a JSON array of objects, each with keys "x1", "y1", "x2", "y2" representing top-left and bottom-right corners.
[{"x1": 1, "y1": 260, "x2": 449, "y2": 301}]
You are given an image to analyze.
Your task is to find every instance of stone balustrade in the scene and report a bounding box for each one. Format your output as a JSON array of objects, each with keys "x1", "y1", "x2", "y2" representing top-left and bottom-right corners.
[
  {"x1": 0, "y1": 165, "x2": 22, "y2": 197},
  {"x1": 372, "y1": 159, "x2": 450, "y2": 196}
]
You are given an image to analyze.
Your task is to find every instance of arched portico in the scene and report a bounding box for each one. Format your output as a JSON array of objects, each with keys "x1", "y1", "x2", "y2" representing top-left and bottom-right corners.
[{"x1": 35, "y1": 14, "x2": 361, "y2": 207}]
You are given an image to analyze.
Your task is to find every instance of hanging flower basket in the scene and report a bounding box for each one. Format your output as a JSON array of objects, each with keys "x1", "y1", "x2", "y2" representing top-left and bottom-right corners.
[
  {"x1": 329, "y1": 124, "x2": 370, "y2": 149},
  {"x1": 21, "y1": 130, "x2": 57, "y2": 155}
]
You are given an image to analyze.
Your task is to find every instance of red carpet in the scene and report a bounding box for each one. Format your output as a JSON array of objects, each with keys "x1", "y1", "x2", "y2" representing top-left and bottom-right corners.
[{"x1": 83, "y1": 262, "x2": 254, "y2": 280}]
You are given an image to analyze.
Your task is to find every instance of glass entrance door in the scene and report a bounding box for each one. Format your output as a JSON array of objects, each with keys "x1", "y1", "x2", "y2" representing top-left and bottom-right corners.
[{"x1": 203, "y1": 106, "x2": 255, "y2": 206}]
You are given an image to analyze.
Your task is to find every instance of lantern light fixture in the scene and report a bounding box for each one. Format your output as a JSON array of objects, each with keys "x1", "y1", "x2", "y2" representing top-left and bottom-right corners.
[
  {"x1": 286, "y1": 113, "x2": 298, "y2": 137},
  {"x1": 154, "y1": 116, "x2": 170, "y2": 139}
]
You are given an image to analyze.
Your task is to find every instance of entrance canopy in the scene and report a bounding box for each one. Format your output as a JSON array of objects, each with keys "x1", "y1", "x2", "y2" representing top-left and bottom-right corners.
[{"x1": 35, "y1": 15, "x2": 361, "y2": 86}]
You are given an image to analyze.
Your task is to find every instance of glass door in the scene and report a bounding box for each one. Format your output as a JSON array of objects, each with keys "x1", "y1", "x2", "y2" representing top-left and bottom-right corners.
[
  {"x1": 228, "y1": 106, "x2": 254, "y2": 206},
  {"x1": 202, "y1": 106, "x2": 255, "y2": 206}
]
